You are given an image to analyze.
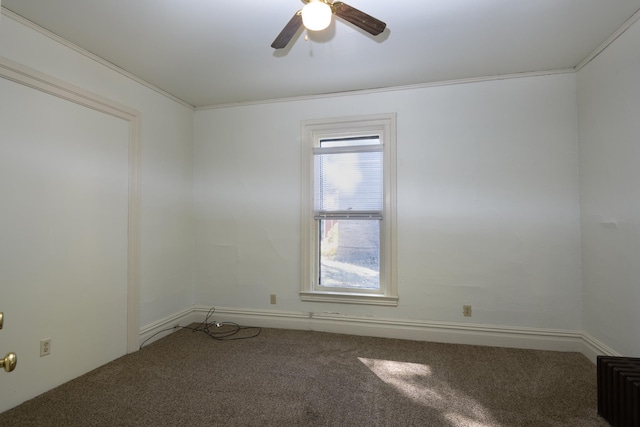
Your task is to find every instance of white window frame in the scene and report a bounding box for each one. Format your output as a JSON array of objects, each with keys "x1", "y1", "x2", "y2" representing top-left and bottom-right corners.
[{"x1": 300, "y1": 113, "x2": 398, "y2": 306}]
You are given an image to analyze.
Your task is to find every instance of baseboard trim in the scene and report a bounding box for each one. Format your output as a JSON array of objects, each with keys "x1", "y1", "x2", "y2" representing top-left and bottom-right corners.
[
  {"x1": 145, "y1": 306, "x2": 619, "y2": 363},
  {"x1": 580, "y1": 332, "x2": 620, "y2": 363},
  {"x1": 138, "y1": 307, "x2": 196, "y2": 348},
  {"x1": 189, "y1": 305, "x2": 597, "y2": 355},
  {"x1": 308, "y1": 312, "x2": 584, "y2": 351},
  {"x1": 192, "y1": 305, "x2": 313, "y2": 330}
]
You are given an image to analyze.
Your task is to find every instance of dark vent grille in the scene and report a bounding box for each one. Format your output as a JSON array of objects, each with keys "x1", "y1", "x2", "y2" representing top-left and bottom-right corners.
[{"x1": 597, "y1": 356, "x2": 640, "y2": 427}]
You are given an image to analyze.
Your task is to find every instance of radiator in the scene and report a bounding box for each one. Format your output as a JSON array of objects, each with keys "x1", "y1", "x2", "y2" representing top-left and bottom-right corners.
[{"x1": 597, "y1": 356, "x2": 640, "y2": 427}]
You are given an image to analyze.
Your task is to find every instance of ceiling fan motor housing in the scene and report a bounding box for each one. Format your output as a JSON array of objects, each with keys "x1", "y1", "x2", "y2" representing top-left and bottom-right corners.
[{"x1": 271, "y1": 0, "x2": 387, "y2": 49}]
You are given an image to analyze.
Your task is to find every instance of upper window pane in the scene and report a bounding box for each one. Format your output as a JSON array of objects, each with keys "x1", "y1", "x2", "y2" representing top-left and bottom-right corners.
[{"x1": 314, "y1": 149, "x2": 383, "y2": 213}]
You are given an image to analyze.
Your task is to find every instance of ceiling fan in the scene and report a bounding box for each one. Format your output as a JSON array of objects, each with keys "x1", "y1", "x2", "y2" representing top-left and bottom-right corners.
[{"x1": 271, "y1": 0, "x2": 387, "y2": 49}]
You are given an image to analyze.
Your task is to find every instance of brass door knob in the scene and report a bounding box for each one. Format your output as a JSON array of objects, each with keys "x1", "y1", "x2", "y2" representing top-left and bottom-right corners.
[{"x1": 1, "y1": 352, "x2": 17, "y2": 372}]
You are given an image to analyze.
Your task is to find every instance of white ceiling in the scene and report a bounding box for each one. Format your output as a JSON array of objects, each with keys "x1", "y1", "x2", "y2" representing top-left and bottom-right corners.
[{"x1": 3, "y1": 0, "x2": 640, "y2": 108}]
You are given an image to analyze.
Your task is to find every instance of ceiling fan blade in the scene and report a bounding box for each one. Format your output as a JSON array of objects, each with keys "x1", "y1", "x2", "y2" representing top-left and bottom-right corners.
[
  {"x1": 332, "y1": 2, "x2": 386, "y2": 36},
  {"x1": 271, "y1": 12, "x2": 303, "y2": 49}
]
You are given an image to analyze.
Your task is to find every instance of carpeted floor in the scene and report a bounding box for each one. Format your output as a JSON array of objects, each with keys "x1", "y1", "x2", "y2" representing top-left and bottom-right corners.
[{"x1": 0, "y1": 325, "x2": 609, "y2": 426}]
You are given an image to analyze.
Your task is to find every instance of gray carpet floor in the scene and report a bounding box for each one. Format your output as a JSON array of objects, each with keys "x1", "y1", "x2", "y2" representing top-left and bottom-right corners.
[{"x1": 0, "y1": 325, "x2": 609, "y2": 426}]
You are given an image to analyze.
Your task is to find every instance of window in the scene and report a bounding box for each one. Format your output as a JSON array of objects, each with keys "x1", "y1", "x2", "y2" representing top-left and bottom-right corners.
[{"x1": 300, "y1": 114, "x2": 397, "y2": 305}]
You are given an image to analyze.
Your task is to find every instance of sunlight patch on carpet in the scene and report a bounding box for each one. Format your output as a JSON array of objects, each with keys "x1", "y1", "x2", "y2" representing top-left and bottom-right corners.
[
  {"x1": 444, "y1": 413, "x2": 497, "y2": 427},
  {"x1": 359, "y1": 358, "x2": 501, "y2": 427}
]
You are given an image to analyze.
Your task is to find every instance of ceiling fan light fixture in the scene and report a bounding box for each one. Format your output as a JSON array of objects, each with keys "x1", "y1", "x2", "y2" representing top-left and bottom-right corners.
[{"x1": 301, "y1": 1, "x2": 332, "y2": 31}]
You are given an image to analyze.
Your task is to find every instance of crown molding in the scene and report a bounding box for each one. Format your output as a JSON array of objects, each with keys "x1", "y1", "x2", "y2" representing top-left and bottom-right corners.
[
  {"x1": 4, "y1": 4, "x2": 640, "y2": 110},
  {"x1": 1, "y1": 6, "x2": 194, "y2": 110},
  {"x1": 195, "y1": 68, "x2": 576, "y2": 111},
  {"x1": 575, "y1": 7, "x2": 640, "y2": 71}
]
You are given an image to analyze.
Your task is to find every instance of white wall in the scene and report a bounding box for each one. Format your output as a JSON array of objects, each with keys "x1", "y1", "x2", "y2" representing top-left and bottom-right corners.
[
  {"x1": 5, "y1": 0, "x2": 637, "y2": 413},
  {"x1": 194, "y1": 73, "x2": 583, "y2": 332},
  {"x1": 0, "y1": 11, "x2": 194, "y2": 412},
  {"x1": 0, "y1": 73, "x2": 131, "y2": 411},
  {"x1": 577, "y1": 19, "x2": 640, "y2": 356},
  {"x1": 0, "y1": 11, "x2": 195, "y2": 327}
]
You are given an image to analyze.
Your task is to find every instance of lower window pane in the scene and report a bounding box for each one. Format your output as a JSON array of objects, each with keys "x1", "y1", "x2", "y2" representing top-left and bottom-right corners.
[{"x1": 319, "y1": 219, "x2": 380, "y2": 289}]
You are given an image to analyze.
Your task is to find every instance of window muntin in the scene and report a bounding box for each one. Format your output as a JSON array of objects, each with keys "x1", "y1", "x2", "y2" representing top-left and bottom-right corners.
[{"x1": 300, "y1": 114, "x2": 397, "y2": 306}]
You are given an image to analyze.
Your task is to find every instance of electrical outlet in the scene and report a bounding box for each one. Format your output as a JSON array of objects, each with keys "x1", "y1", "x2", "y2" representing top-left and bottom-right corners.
[
  {"x1": 40, "y1": 338, "x2": 51, "y2": 357},
  {"x1": 270, "y1": 294, "x2": 277, "y2": 305},
  {"x1": 463, "y1": 305, "x2": 472, "y2": 317}
]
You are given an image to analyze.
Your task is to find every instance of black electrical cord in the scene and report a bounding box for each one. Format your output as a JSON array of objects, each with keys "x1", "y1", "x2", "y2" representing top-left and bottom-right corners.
[
  {"x1": 184, "y1": 307, "x2": 262, "y2": 341},
  {"x1": 139, "y1": 306, "x2": 261, "y2": 349}
]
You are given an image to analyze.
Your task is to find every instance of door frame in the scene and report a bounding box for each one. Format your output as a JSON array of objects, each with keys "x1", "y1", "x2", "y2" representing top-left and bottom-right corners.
[{"x1": 0, "y1": 56, "x2": 141, "y2": 353}]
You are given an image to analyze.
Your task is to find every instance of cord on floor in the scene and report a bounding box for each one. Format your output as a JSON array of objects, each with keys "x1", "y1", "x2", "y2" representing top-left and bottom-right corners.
[{"x1": 139, "y1": 306, "x2": 261, "y2": 349}]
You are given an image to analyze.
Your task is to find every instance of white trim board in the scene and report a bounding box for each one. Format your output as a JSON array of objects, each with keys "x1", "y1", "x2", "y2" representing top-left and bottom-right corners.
[
  {"x1": 138, "y1": 307, "x2": 196, "y2": 348},
  {"x1": 195, "y1": 69, "x2": 576, "y2": 111},
  {"x1": 575, "y1": 7, "x2": 640, "y2": 71},
  {"x1": 181, "y1": 305, "x2": 617, "y2": 364},
  {"x1": 581, "y1": 333, "x2": 622, "y2": 363},
  {"x1": 1, "y1": 7, "x2": 194, "y2": 109},
  {"x1": 4, "y1": 4, "x2": 640, "y2": 110},
  {"x1": 0, "y1": 55, "x2": 142, "y2": 354}
]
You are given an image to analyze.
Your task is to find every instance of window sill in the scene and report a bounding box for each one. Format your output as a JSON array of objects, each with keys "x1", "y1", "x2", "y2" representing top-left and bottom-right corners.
[{"x1": 300, "y1": 291, "x2": 398, "y2": 306}]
